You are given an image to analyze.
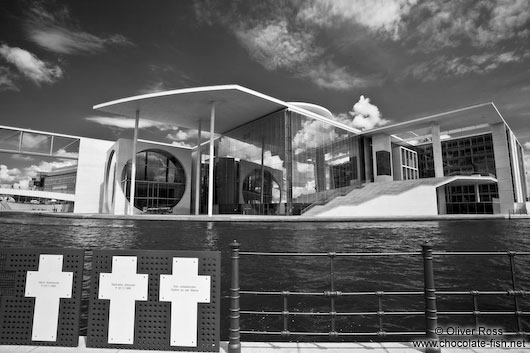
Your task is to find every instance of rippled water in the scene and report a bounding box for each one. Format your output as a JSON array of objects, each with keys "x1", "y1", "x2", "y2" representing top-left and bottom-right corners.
[{"x1": 0, "y1": 213, "x2": 529, "y2": 340}]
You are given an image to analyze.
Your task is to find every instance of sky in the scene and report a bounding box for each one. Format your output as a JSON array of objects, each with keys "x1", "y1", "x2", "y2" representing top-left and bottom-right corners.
[{"x1": 0, "y1": 0, "x2": 529, "y2": 191}]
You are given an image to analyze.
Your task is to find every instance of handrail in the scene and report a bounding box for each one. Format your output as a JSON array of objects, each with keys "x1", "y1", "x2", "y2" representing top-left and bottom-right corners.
[{"x1": 228, "y1": 241, "x2": 530, "y2": 353}]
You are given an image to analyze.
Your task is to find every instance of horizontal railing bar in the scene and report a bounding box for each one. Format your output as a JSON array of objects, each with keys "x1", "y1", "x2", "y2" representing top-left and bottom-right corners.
[
  {"x1": 240, "y1": 290, "x2": 424, "y2": 296},
  {"x1": 437, "y1": 290, "x2": 528, "y2": 295},
  {"x1": 240, "y1": 251, "x2": 530, "y2": 257},
  {"x1": 239, "y1": 251, "x2": 422, "y2": 256},
  {"x1": 433, "y1": 251, "x2": 530, "y2": 256},
  {"x1": 240, "y1": 331, "x2": 426, "y2": 336},
  {"x1": 438, "y1": 311, "x2": 529, "y2": 315},
  {"x1": 241, "y1": 290, "x2": 527, "y2": 296},
  {"x1": 241, "y1": 311, "x2": 424, "y2": 316}
]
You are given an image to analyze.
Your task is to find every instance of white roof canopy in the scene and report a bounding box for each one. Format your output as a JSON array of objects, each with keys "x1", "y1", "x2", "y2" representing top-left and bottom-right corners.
[{"x1": 93, "y1": 84, "x2": 359, "y2": 135}]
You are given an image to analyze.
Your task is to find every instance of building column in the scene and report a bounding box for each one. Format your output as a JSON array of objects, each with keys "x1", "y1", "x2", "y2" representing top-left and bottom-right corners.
[
  {"x1": 195, "y1": 120, "x2": 202, "y2": 215},
  {"x1": 431, "y1": 124, "x2": 444, "y2": 178},
  {"x1": 491, "y1": 123, "x2": 515, "y2": 214},
  {"x1": 284, "y1": 110, "x2": 293, "y2": 216},
  {"x1": 128, "y1": 109, "x2": 140, "y2": 216},
  {"x1": 208, "y1": 103, "x2": 215, "y2": 217}
]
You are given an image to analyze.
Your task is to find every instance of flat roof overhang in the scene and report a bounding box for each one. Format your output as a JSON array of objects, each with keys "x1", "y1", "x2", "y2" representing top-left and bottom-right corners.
[
  {"x1": 93, "y1": 84, "x2": 360, "y2": 136},
  {"x1": 361, "y1": 102, "x2": 508, "y2": 138}
]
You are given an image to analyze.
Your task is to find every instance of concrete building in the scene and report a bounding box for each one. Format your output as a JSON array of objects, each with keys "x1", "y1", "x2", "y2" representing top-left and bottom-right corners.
[{"x1": 0, "y1": 85, "x2": 527, "y2": 216}]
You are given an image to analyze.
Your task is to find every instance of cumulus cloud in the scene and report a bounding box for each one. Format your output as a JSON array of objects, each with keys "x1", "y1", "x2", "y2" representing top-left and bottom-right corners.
[
  {"x1": 24, "y1": 160, "x2": 78, "y2": 180},
  {"x1": 85, "y1": 116, "x2": 178, "y2": 130},
  {"x1": 0, "y1": 44, "x2": 63, "y2": 85},
  {"x1": 0, "y1": 165, "x2": 21, "y2": 184},
  {"x1": 335, "y1": 95, "x2": 389, "y2": 131},
  {"x1": 524, "y1": 142, "x2": 530, "y2": 150},
  {"x1": 293, "y1": 120, "x2": 339, "y2": 153},
  {"x1": 25, "y1": 2, "x2": 133, "y2": 54}
]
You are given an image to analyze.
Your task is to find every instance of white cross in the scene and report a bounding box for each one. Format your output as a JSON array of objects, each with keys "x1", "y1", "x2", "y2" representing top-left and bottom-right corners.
[
  {"x1": 25, "y1": 254, "x2": 73, "y2": 342},
  {"x1": 98, "y1": 256, "x2": 148, "y2": 345},
  {"x1": 159, "y1": 258, "x2": 211, "y2": 347}
]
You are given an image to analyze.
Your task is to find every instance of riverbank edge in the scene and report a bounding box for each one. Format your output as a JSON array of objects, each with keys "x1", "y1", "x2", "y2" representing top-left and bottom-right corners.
[{"x1": 1, "y1": 210, "x2": 529, "y2": 222}]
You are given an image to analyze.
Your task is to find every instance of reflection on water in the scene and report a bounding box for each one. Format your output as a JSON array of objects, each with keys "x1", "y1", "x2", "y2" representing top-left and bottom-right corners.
[{"x1": 0, "y1": 213, "x2": 529, "y2": 340}]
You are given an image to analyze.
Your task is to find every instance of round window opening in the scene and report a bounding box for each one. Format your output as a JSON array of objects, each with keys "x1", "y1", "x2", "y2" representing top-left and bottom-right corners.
[{"x1": 121, "y1": 150, "x2": 186, "y2": 212}]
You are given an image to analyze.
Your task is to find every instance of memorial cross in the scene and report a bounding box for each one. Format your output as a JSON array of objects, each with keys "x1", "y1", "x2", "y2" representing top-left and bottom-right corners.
[
  {"x1": 98, "y1": 256, "x2": 148, "y2": 344},
  {"x1": 25, "y1": 254, "x2": 73, "y2": 341},
  {"x1": 159, "y1": 257, "x2": 211, "y2": 347}
]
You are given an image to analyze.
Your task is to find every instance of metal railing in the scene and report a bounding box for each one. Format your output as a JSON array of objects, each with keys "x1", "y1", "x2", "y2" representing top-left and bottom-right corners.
[{"x1": 227, "y1": 241, "x2": 530, "y2": 353}]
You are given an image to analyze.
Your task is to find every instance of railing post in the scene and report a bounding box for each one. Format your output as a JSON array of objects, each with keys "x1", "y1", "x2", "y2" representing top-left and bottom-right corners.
[
  {"x1": 229, "y1": 240, "x2": 241, "y2": 353},
  {"x1": 422, "y1": 241, "x2": 441, "y2": 353}
]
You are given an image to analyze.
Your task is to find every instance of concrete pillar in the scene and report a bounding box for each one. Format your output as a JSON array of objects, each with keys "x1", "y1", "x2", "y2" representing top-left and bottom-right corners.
[
  {"x1": 208, "y1": 103, "x2": 215, "y2": 217},
  {"x1": 128, "y1": 110, "x2": 140, "y2": 215},
  {"x1": 195, "y1": 120, "x2": 202, "y2": 215},
  {"x1": 372, "y1": 134, "x2": 393, "y2": 183},
  {"x1": 491, "y1": 123, "x2": 515, "y2": 213},
  {"x1": 431, "y1": 124, "x2": 444, "y2": 178}
]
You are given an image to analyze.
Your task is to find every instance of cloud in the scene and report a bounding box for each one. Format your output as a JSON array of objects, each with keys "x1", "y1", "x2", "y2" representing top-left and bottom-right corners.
[
  {"x1": 406, "y1": 1, "x2": 530, "y2": 52},
  {"x1": 0, "y1": 44, "x2": 63, "y2": 85},
  {"x1": 11, "y1": 154, "x2": 35, "y2": 162},
  {"x1": 85, "y1": 116, "x2": 178, "y2": 130},
  {"x1": 25, "y1": 2, "x2": 133, "y2": 54},
  {"x1": 138, "y1": 81, "x2": 170, "y2": 95},
  {"x1": 301, "y1": 60, "x2": 374, "y2": 90},
  {"x1": 195, "y1": 2, "x2": 377, "y2": 90},
  {"x1": 524, "y1": 142, "x2": 530, "y2": 150},
  {"x1": 235, "y1": 20, "x2": 319, "y2": 71},
  {"x1": 0, "y1": 165, "x2": 21, "y2": 184},
  {"x1": 335, "y1": 95, "x2": 389, "y2": 131},
  {"x1": 24, "y1": 160, "x2": 77, "y2": 179},
  {"x1": 0, "y1": 66, "x2": 19, "y2": 91},
  {"x1": 298, "y1": 0, "x2": 417, "y2": 38},
  {"x1": 402, "y1": 50, "x2": 530, "y2": 81}
]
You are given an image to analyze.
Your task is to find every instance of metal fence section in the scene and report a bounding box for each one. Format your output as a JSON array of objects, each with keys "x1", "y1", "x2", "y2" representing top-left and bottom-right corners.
[{"x1": 228, "y1": 241, "x2": 530, "y2": 353}]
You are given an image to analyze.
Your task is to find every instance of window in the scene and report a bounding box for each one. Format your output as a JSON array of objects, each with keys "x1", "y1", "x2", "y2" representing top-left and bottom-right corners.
[{"x1": 121, "y1": 150, "x2": 186, "y2": 212}]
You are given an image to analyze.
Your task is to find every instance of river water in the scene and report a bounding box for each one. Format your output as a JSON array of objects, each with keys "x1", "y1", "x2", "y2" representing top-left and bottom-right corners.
[{"x1": 0, "y1": 213, "x2": 529, "y2": 340}]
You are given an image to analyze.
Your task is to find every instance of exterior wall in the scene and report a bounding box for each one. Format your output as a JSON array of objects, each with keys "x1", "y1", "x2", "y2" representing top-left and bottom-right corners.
[
  {"x1": 73, "y1": 138, "x2": 114, "y2": 213},
  {"x1": 372, "y1": 134, "x2": 393, "y2": 183},
  {"x1": 431, "y1": 124, "x2": 444, "y2": 177},
  {"x1": 491, "y1": 123, "x2": 515, "y2": 213},
  {"x1": 316, "y1": 185, "x2": 439, "y2": 217},
  {"x1": 508, "y1": 131, "x2": 525, "y2": 203},
  {"x1": 105, "y1": 139, "x2": 192, "y2": 215}
]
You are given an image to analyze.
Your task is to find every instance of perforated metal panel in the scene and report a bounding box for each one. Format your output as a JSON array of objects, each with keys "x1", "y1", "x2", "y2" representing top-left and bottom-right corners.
[
  {"x1": 0, "y1": 248, "x2": 84, "y2": 346},
  {"x1": 87, "y1": 250, "x2": 220, "y2": 351}
]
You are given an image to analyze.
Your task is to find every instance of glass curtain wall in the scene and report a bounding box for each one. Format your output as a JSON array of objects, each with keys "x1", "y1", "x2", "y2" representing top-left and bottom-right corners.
[
  {"x1": 212, "y1": 109, "x2": 362, "y2": 215},
  {"x1": 290, "y1": 111, "x2": 361, "y2": 214}
]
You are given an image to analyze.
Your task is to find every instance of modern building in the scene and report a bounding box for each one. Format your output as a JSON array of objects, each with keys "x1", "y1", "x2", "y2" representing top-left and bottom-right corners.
[{"x1": 0, "y1": 85, "x2": 528, "y2": 216}]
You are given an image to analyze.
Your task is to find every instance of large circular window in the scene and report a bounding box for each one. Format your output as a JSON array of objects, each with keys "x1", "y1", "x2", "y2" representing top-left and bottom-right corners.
[
  {"x1": 242, "y1": 169, "x2": 281, "y2": 204},
  {"x1": 121, "y1": 150, "x2": 186, "y2": 212}
]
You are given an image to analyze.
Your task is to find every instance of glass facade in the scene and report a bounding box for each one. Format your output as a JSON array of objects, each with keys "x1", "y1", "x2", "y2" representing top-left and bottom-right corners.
[
  {"x1": 122, "y1": 150, "x2": 186, "y2": 213},
  {"x1": 207, "y1": 109, "x2": 363, "y2": 215},
  {"x1": 416, "y1": 133, "x2": 496, "y2": 178},
  {"x1": 445, "y1": 184, "x2": 498, "y2": 214}
]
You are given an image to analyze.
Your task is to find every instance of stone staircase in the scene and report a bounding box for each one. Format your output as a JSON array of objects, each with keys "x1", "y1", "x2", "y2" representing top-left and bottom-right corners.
[{"x1": 304, "y1": 178, "x2": 448, "y2": 216}]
